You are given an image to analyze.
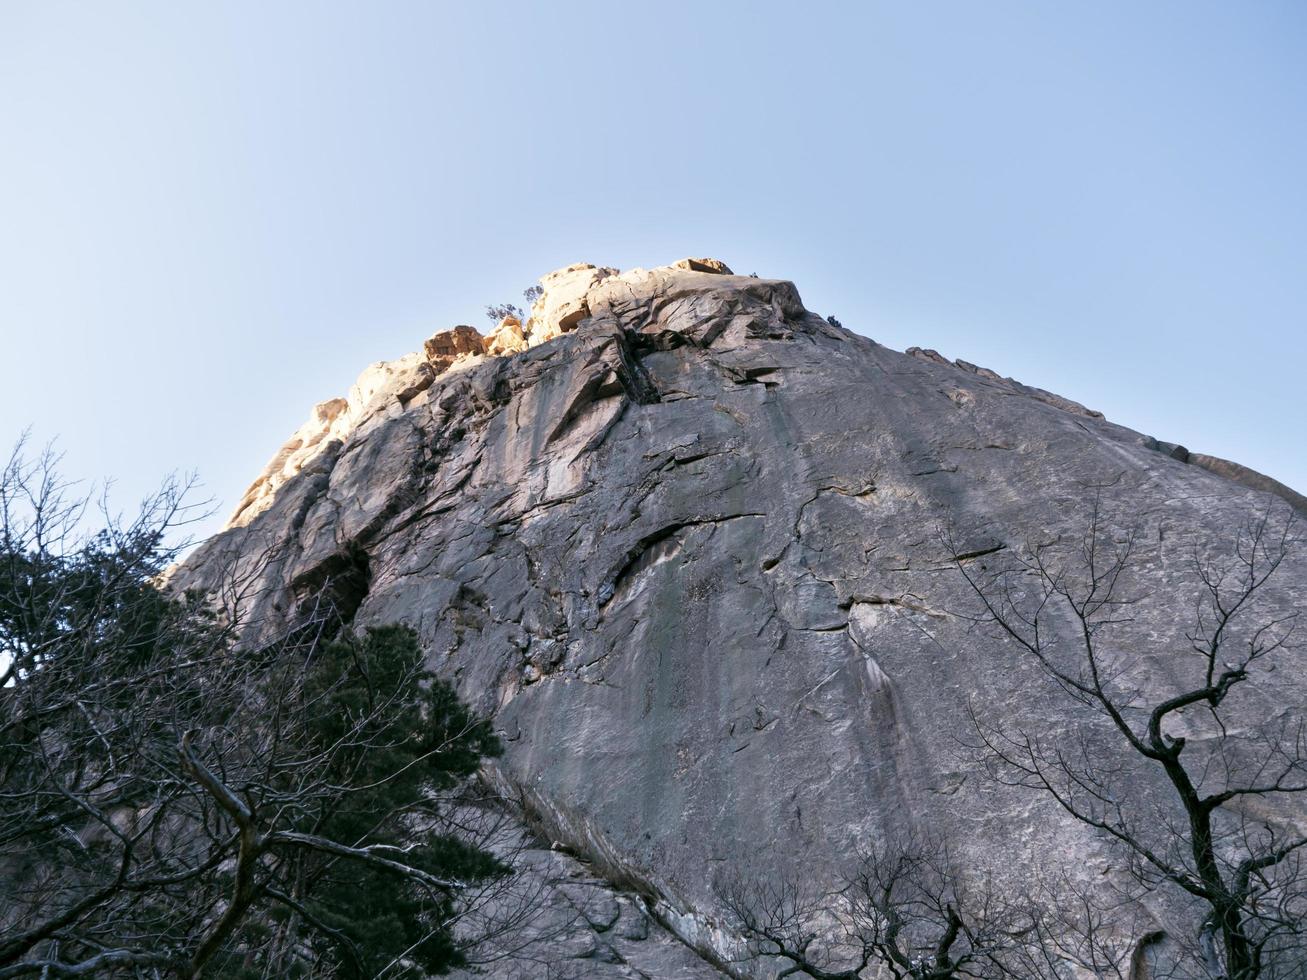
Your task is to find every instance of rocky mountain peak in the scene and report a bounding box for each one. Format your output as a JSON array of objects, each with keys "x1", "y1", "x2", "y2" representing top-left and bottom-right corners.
[
  {"x1": 181, "y1": 256, "x2": 1306, "y2": 977},
  {"x1": 227, "y1": 257, "x2": 777, "y2": 529}
]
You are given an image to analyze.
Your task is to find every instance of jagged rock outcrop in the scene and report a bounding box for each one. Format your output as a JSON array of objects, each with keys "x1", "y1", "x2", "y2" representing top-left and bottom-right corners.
[{"x1": 176, "y1": 258, "x2": 1306, "y2": 977}]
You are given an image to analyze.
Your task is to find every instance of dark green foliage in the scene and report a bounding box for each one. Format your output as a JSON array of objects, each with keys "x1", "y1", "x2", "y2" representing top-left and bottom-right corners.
[
  {"x1": 288, "y1": 626, "x2": 506, "y2": 978},
  {"x1": 0, "y1": 448, "x2": 510, "y2": 978}
]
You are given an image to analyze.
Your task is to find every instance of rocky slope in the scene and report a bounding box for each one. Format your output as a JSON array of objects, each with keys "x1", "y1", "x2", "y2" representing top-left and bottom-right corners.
[{"x1": 175, "y1": 258, "x2": 1306, "y2": 977}]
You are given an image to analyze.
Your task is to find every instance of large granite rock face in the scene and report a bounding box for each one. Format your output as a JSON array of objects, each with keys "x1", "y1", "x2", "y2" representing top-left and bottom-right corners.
[{"x1": 175, "y1": 259, "x2": 1306, "y2": 977}]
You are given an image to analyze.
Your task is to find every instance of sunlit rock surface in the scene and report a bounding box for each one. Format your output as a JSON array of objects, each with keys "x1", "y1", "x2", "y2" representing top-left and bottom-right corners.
[{"x1": 177, "y1": 258, "x2": 1306, "y2": 977}]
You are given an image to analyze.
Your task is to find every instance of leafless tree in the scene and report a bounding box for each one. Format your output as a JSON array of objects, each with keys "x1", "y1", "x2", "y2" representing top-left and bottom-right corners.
[
  {"x1": 0, "y1": 439, "x2": 555, "y2": 977},
  {"x1": 950, "y1": 488, "x2": 1306, "y2": 979},
  {"x1": 998, "y1": 872, "x2": 1175, "y2": 980},
  {"x1": 718, "y1": 832, "x2": 1034, "y2": 979}
]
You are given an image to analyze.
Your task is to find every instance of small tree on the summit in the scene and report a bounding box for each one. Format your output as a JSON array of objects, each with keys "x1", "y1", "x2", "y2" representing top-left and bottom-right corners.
[
  {"x1": 485, "y1": 302, "x2": 522, "y2": 323},
  {"x1": 486, "y1": 285, "x2": 543, "y2": 325}
]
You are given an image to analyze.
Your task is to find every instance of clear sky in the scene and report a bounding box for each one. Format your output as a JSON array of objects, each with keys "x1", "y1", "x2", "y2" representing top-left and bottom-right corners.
[{"x1": 2, "y1": 1, "x2": 1304, "y2": 543}]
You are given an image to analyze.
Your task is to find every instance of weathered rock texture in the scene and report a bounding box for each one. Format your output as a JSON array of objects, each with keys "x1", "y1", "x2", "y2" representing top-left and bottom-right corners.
[{"x1": 176, "y1": 259, "x2": 1306, "y2": 977}]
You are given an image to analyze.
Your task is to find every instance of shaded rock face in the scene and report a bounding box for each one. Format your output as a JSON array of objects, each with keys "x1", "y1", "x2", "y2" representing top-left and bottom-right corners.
[
  {"x1": 177, "y1": 259, "x2": 1306, "y2": 975},
  {"x1": 446, "y1": 806, "x2": 727, "y2": 980}
]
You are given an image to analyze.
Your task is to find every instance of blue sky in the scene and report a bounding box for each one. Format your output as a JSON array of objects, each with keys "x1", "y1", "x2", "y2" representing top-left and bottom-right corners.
[{"x1": 2, "y1": 1, "x2": 1304, "y2": 542}]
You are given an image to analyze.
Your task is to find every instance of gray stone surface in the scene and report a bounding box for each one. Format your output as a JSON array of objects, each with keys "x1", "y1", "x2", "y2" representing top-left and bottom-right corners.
[
  {"x1": 175, "y1": 259, "x2": 1306, "y2": 977},
  {"x1": 446, "y1": 802, "x2": 727, "y2": 980}
]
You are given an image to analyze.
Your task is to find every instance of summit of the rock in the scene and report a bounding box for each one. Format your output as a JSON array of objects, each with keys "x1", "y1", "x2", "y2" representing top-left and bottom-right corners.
[
  {"x1": 228, "y1": 258, "x2": 788, "y2": 528},
  {"x1": 180, "y1": 257, "x2": 1306, "y2": 977},
  {"x1": 228, "y1": 257, "x2": 1302, "y2": 531}
]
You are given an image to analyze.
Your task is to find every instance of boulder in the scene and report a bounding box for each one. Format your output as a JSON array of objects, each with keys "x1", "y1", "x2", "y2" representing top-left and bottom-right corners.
[
  {"x1": 525, "y1": 264, "x2": 618, "y2": 345},
  {"x1": 487, "y1": 315, "x2": 528, "y2": 356},
  {"x1": 672, "y1": 257, "x2": 734, "y2": 275}
]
